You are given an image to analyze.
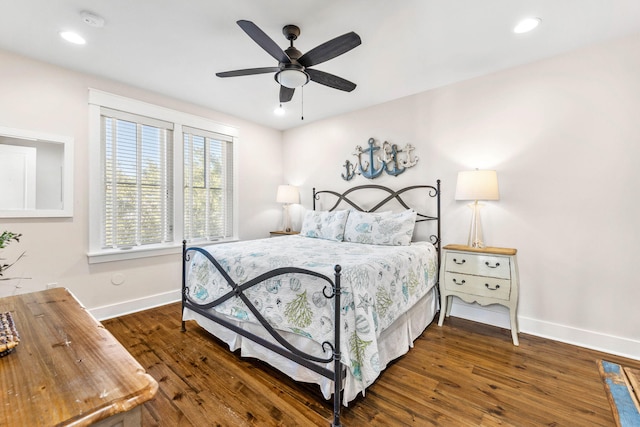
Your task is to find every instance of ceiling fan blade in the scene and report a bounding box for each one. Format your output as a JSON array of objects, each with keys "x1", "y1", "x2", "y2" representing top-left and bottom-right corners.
[
  {"x1": 216, "y1": 67, "x2": 280, "y2": 78},
  {"x1": 237, "y1": 20, "x2": 290, "y2": 64},
  {"x1": 280, "y1": 86, "x2": 295, "y2": 103},
  {"x1": 307, "y1": 69, "x2": 356, "y2": 92},
  {"x1": 298, "y1": 32, "x2": 361, "y2": 67}
]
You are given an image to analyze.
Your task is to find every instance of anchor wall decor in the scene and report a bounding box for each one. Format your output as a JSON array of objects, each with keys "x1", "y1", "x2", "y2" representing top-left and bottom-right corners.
[{"x1": 341, "y1": 137, "x2": 419, "y2": 181}]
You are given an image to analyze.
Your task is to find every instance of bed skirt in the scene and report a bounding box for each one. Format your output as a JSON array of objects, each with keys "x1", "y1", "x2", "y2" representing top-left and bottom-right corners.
[{"x1": 183, "y1": 286, "x2": 437, "y2": 405}]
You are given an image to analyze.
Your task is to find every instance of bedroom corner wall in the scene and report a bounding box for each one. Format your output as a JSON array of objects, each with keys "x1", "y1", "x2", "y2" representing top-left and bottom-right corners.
[
  {"x1": 281, "y1": 33, "x2": 640, "y2": 360},
  {"x1": 0, "y1": 49, "x2": 283, "y2": 317}
]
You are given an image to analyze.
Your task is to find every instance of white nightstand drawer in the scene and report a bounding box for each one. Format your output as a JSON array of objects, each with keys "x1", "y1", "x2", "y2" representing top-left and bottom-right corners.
[
  {"x1": 443, "y1": 273, "x2": 511, "y2": 301},
  {"x1": 444, "y1": 251, "x2": 511, "y2": 279}
]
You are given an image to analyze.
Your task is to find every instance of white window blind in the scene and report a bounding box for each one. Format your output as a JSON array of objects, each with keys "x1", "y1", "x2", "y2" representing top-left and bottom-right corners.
[
  {"x1": 101, "y1": 108, "x2": 174, "y2": 249},
  {"x1": 183, "y1": 126, "x2": 234, "y2": 241}
]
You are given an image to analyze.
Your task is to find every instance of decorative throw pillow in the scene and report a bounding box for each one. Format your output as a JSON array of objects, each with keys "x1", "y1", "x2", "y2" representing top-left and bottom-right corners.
[
  {"x1": 300, "y1": 210, "x2": 350, "y2": 241},
  {"x1": 344, "y1": 209, "x2": 417, "y2": 246},
  {"x1": 343, "y1": 210, "x2": 390, "y2": 243}
]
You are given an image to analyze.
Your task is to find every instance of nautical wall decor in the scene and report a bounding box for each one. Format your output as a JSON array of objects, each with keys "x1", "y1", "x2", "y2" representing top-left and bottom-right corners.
[{"x1": 342, "y1": 137, "x2": 419, "y2": 181}]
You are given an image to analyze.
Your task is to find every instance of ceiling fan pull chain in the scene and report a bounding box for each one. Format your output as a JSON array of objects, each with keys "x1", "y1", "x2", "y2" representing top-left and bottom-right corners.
[{"x1": 301, "y1": 86, "x2": 304, "y2": 121}]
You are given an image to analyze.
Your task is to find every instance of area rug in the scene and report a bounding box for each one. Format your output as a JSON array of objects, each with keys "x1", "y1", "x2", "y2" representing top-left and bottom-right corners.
[{"x1": 598, "y1": 360, "x2": 640, "y2": 426}]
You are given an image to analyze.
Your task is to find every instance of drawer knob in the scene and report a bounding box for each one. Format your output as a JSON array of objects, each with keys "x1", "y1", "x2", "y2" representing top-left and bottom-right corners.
[
  {"x1": 452, "y1": 278, "x2": 466, "y2": 285},
  {"x1": 453, "y1": 258, "x2": 466, "y2": 265},
  {"x1": 485, "y1": 283, "x2": 500, "y2": 291},
  {"x1": 485, "y1": 262, "x2": 500, "y2": 268}
]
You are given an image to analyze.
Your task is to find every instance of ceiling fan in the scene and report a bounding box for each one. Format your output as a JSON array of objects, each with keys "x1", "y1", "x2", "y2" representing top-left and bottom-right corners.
[{"x1": 216, "y1": 20, "x2": 362, "y2": 103}]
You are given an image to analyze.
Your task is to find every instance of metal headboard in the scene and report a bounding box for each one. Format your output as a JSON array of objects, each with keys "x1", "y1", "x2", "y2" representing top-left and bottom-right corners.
[{"x1": 312, "y1": 181, "x2": 441, "y2": 262}]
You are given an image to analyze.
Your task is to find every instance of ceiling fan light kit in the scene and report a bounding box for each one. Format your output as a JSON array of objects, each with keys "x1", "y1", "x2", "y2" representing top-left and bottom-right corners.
[
  {"x1": 276, "y1": 69, "x2": 309, "y2": 88},
  {"x1": 216, "y1": 20, "x2": 361, "y2": 105}
]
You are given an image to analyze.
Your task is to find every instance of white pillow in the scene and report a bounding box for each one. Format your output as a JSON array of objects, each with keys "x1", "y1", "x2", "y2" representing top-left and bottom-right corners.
[
  {"x1": 344, "y1": 209, "x2": 417, "y2": 246},
  {"x1": 300, "y1": 210, "x2": 350, "y2": 241}
]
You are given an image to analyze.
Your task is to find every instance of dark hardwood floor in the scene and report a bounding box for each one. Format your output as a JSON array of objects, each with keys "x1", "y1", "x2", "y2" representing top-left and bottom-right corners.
[{"x1": 102, "y1": 303, "x2": 639, "y2": 426}]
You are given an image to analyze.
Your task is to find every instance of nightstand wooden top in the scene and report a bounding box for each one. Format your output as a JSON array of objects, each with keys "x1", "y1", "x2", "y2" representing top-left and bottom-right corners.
[
  {"x1": 443, "y1": 244, "x2": 517, "y2": 256},
  {"x1": 270, "y1": 230, "x2": 300, "y2": 235}
]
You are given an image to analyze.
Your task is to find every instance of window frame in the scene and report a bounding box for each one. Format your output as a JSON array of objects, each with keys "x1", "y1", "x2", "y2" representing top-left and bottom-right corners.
[{"x1": 88, "y1": 89, "x2": 239, "y2": 264}]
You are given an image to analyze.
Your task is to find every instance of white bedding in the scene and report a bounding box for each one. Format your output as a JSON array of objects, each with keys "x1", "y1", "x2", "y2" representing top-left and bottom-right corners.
[{"x1": 183, "y1": 235, "x2": 438, "y2": 404}]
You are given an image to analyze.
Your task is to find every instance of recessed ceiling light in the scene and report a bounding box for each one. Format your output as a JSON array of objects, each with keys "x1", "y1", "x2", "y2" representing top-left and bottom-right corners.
[
  {"x1": 60, "y1": 31, "x2": 86, "y2": 45},
  {"x1": 513, "y1": 17, "x2": 541, "y2": 34}
]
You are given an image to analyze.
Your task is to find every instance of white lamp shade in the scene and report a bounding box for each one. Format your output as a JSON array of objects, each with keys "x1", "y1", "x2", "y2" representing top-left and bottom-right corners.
[
  {"x1": 276, "y1": 70, "x2": 309, "y2": 89},
  {"x1": 455, "y1": 170, "x2": 500, "y2": 201},
  {"x1": 276, "y1": 185, "x2": 300, "y2": 204}
]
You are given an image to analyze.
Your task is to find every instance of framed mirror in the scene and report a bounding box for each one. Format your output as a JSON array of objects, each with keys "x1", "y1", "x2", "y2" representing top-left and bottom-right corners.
[{"x1": 0, "y1": 126, "x2": 73, "y2": 218}]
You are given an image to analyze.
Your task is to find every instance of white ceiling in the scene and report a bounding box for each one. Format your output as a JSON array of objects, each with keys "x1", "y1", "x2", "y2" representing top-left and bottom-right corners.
[{"x1": 2, "y1": 0, "x2": 640, "y2": 131}]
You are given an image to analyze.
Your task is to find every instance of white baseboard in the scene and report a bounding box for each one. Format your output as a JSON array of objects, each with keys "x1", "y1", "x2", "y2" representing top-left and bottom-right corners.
[
  {"x1": 90, "y1": 289, "x2": 181, "y2": 321},
  {"x1": 448, "y1": 300, "x2": 640, "y2": 361},
  {"x1": 448, "y1": 301, "x2": 512, "y2": 329},
  {"x1": 91, "y1": 292, "x2": 640, "y2": 362}
]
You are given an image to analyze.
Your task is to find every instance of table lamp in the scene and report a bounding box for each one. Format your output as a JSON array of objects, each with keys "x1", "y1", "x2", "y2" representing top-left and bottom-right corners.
[
  {"x1": 455, "y1": 170, "x2": 499, "y2": 248},
  {"x1": 276, "y1": 185, "x2": 300, "y2": 232}
]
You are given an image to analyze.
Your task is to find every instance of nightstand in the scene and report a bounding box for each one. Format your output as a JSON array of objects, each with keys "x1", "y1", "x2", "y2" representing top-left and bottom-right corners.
[
  {"x1": 437, "y1": 244, "x2": 520, "y2": 345},
  {"x1": 269, "y1": 231, "x2": 300, "y2": 237}
]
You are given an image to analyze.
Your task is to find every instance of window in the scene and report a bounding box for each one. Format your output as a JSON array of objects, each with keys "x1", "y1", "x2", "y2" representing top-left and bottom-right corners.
[
  {"x1": 102, "y1": 109, "x2": 174, "y2": 249},
  {"x1": 89, "y1": 90, "x2": 238, "y2": 263},
  {"x1": 183, "y1": 127, "x2": 234, "y2": 242}
]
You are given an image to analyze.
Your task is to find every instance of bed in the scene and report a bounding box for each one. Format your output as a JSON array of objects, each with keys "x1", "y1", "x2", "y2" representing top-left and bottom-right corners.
[{"x1": 181, "y1": 183, "x2": 441, "y2": 426}]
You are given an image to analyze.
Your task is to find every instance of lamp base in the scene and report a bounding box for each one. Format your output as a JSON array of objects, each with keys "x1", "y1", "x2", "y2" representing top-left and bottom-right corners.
[
  {"x1": 282, "y1": 204, "x2": 292, "y2": 233},
  {"x1": 467, "y1": 201, "x2": 485, "y2": 248}
]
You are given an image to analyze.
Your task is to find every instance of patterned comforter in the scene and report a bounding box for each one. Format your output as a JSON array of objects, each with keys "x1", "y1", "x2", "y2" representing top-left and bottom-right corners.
[{"x1": 185, "y1": 235, "x2": 438, "y2": 394}]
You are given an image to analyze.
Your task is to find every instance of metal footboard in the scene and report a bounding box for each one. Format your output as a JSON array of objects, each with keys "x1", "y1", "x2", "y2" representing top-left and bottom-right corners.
[{"x1": 181, "y1": 241, "x2": 345, "y2": 427}]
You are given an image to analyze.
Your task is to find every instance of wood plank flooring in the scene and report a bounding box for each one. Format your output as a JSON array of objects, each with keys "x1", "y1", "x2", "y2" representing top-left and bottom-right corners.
[{"x1": 102, "y1": 303, "x2": 639, "y2": 426}]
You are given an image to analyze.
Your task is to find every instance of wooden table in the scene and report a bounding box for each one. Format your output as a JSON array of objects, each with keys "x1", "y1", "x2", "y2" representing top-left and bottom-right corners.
[
  {"x1": 269, "y1": 230, "x2": 300, "y2": 237},
  {"x1": 0, "y1": 288, "x2": 158, "y2": 426}
]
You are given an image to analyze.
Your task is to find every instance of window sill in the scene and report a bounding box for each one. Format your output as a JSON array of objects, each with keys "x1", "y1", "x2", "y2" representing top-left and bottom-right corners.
[
  {"x1": 87, "y1": 238, "x2": 239, "y2": 264},
  {"x1": 87, "y1": 244, "x2": 182, "y2": 264}
]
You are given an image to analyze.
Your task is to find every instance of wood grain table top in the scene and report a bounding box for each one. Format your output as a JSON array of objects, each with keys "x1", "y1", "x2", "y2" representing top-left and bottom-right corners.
[{"x1": 0, "y1": 288, "x2": 158, "y2": 426}]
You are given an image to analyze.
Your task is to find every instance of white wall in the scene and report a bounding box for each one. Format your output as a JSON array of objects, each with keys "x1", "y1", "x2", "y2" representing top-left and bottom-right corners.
[
  {"x1": 1, "y1": 31, "x2": 639, "y2": 359},
  {"x1": 282, "y1": 33, "x2": 640, "y2": 359},
  {"x1": 0, "y1": 49, "x2": 283, "y2": 316}
]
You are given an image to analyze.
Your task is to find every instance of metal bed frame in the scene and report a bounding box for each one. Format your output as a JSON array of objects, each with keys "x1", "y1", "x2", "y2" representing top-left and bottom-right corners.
[{"x1": 181, "y1": 182, "x2": 440, "y2": 427}]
